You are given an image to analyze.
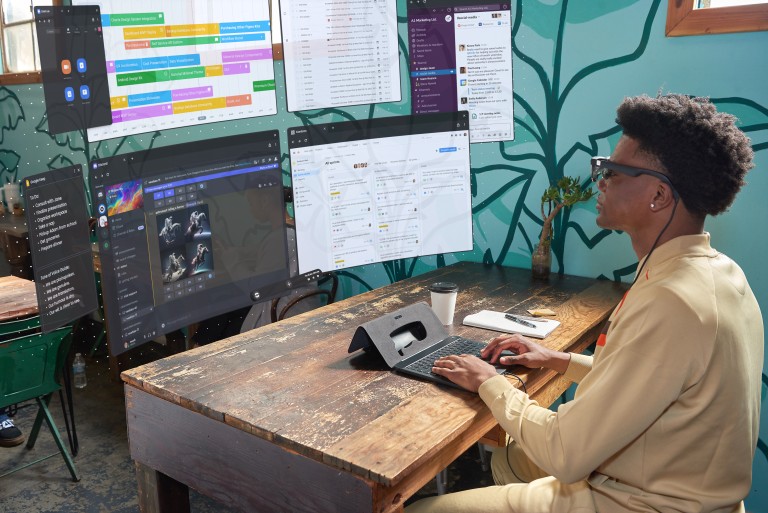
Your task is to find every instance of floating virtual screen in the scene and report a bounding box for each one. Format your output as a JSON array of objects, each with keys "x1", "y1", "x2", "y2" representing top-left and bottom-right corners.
[
  {"x1": 35, "y1": 5, "x2": 112, "y2": 134},
  {"x1": 90, "y1": 131, "x2": 289, "y2": 355},
  {"x1": 288, "y1": 111, "x2": 473, "y2": 274}
]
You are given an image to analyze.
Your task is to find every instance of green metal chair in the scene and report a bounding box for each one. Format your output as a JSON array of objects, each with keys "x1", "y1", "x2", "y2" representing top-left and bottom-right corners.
[
  {"x1": 0, "y1": 315, "x2": 41, "y2": 341},
  {"x1": 0, "y1": 326, "x2": 80, "y2": 481},
  {"x1": 0, "y1": 315, "x2": 80, "y2": 455}
]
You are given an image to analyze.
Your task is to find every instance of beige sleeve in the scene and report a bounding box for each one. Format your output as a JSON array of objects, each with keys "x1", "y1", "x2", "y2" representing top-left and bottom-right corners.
[
  {"x1": 478, "y1": 287, "x2": 703, "y2": 484},
  {"x1": 563, "y1": 352, "x2": 593, "y2": 383}
]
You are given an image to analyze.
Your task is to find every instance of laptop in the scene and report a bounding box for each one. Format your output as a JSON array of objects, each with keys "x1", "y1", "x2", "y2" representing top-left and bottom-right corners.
[{"x1": 348, "y1": 302, "x2": 510, "y2": 390}]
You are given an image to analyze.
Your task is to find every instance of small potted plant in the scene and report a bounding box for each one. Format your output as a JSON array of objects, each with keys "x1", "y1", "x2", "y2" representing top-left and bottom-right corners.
[{"x1": 533, "y1": 176, "x2": 594, "y2": 279}]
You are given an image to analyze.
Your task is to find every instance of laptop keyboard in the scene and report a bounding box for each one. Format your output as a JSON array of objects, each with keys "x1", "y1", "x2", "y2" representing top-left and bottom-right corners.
[{"x1": 402, "y1": 336, "x2": 487, "y2": 376}]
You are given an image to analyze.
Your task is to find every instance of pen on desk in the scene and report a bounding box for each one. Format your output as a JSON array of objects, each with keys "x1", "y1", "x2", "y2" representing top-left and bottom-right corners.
[{"x1": 505, "y1": 314, "x2": 537, "y2": 328}]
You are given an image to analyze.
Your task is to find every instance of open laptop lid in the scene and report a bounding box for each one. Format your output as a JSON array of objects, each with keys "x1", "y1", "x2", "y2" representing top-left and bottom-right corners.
[{"x1": 348, "y1": 302, "x2": 448, "y2": 368}]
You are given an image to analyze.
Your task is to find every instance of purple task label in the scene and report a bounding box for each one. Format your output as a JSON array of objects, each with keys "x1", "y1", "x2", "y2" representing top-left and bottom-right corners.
[
  {"x1": 223, "y1": 63, "x2": 251, "y2": 75},
  {"x1": 112, "y1": 104, "x2": 174, "y2": 123},
  {"x1": 221, "y1": 48, "x2": 272, "y2": 63},
  {"x1": 172, "y1": 86, "x2": 214, "y2": 102},
  {"x1": 107, "y1": 61, "x2": 116, "y2": 73}
]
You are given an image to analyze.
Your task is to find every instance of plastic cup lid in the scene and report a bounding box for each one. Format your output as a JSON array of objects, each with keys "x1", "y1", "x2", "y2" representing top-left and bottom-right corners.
[{"x1": 428, "y1": 281, "x2": 459, "y2": 293}]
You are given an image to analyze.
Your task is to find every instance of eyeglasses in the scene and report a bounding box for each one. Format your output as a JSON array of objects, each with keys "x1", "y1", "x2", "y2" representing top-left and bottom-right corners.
[{"x1": 590, "y1": 156, "x2": 679, "y2": 200}]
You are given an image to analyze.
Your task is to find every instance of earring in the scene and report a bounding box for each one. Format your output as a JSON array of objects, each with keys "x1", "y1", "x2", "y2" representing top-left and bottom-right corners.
[{"x1": 650, "y1": 203, "x2": 655, "y2": 209}]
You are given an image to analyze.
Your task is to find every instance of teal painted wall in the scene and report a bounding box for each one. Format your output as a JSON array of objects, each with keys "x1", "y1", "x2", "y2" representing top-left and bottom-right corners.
[{"x1": 1, "y1": 0, "x2": 766, "y2": 507}]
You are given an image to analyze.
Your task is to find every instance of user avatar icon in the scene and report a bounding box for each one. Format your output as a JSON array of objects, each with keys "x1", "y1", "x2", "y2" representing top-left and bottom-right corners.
[
  {"x1": 64, "y1": 87, "x2": 75, "y2": 102},
  {"x1": 76, "y1": 58, "x2": 87, "y2": 73}
]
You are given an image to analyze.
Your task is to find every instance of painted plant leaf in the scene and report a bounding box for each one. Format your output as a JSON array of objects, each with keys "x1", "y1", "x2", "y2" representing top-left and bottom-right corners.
[
  {"x1": 713, "y1": 97, "x2": 768, "y2": 153},
  {"x1": 0, "y1": 87, "x2": 25, "y2": 145},
  {"x1": 522, "y1": 0, "x2": 643, "y2": 41},
  {"x1": 35, "y1": 112, "x2": 87, "y2": 154},
  {"x1": 0, "y1": 150, "x2": 21, "y2": 183}
]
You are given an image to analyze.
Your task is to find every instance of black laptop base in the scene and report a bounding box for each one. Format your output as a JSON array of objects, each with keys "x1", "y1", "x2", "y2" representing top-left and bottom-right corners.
[{"x1": 393, "y1": 335, "x2": 508, "y2": 390}]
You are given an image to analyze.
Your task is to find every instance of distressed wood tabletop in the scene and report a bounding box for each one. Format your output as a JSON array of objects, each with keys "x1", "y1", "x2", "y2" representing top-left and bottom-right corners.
[
  {"x1": 123, "y1": 262, "x2": 626, "y2": 491},
  {"x1": 0, "y1": 275, "x2": 38, "y2": 322}
]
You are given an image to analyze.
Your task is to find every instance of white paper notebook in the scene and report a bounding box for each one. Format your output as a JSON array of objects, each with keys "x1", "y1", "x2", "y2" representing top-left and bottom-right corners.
[{"x1": 463, "y1": 310, "x2": 560, "y2": 339}]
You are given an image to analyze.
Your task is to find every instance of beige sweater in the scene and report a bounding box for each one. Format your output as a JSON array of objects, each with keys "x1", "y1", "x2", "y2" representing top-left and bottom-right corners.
[{"x1": 479, "y1": 233, "x2": 763, "y2": 512}]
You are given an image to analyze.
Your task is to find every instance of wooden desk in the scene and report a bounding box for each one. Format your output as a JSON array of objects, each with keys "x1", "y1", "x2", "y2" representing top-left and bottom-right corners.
[
  {"x1": 0, "y1": 275, "x2": 38, "y2": 321},
  {"x1": 122, "y1": 262, "x2": 627, "y2": 513}
]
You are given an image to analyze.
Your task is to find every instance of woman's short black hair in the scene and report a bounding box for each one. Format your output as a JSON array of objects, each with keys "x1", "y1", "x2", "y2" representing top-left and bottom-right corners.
[{"x1": 616, "y1": 93, "x2": 754, "y2": 217}]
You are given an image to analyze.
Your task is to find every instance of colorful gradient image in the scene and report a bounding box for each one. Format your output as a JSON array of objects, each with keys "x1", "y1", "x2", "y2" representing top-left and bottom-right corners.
[{"x1": 106, "y1": 179, "x2": 143, "y2": 215}]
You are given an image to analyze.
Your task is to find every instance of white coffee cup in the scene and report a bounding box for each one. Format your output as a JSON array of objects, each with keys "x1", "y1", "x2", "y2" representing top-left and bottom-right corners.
[{"x1": 429, "y1": 282, "x2": 459, "y2": 325}]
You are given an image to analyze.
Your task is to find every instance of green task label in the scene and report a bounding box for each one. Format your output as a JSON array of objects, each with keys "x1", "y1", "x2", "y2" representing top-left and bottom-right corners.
[
  {"x1": 253, "y1": 80, "x2": 276, "y2": 92},
  {"x1": 109, "y1": 13, "x2": 164, "y2": 26}
]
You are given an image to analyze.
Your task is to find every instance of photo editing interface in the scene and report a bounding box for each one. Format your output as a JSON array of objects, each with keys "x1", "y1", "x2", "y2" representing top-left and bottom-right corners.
[
  {"x1": 289, "y1": 111, "x2": 472, "y2": 275},
  {"x1": 91, "y1": 131, "x2": 289, "y2": 355},
  {"x1": 35, "y1": 5, "x2": 111, "y2": 135},
  {"x1": 72, "y1": 0, "x2": 277, "y2": 141},
  {"x1": 408, "y1": 0, "x2": 513, "y2": 143}
]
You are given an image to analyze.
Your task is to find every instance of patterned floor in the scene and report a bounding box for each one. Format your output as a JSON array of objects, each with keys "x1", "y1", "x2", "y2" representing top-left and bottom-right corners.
[{"x1": 0, "y1": 342, "x2": 494, "y2": 513}]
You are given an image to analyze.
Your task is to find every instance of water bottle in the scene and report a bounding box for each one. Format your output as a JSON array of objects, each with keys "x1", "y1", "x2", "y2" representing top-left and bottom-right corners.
[{"x1": 72, "y1": 353, "x2": 87, "y2": 389}]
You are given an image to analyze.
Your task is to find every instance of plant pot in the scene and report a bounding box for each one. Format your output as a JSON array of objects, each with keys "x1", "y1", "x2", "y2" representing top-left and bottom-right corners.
[{"x1": 532, "y1": 242, "x2": 551, "y2": 280}]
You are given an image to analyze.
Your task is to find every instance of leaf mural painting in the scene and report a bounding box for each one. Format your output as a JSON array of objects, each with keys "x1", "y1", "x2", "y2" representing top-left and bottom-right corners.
[
  {"x1": 0, "y1": 150, "x2": 21, "y2": 185},
  {"x1": 713, "y1": 97, "x2": 768, "y2": 154},
  {"x1": 482, "y1": 0, "x2": 663, "y2": 275},
  {"x1": 0, "y1": 87, "x2": 25, "y2": 147},
  {"x1": 0, "y1": 87, "x2": 26, "y2": 184}
]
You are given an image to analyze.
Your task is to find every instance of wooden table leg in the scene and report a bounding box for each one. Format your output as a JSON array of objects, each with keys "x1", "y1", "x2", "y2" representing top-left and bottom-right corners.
[{"x1": 135, "y1": 461, "x2": 190, "y2": 513}]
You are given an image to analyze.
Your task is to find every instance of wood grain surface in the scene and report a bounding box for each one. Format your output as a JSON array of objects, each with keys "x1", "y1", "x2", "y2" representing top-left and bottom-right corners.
[
  {"x1": 123, "y1": 262, "x2": 627, "y2": 511},
  {"x1": 0, "y1": 275, "x2": 38, "y2": 321}
]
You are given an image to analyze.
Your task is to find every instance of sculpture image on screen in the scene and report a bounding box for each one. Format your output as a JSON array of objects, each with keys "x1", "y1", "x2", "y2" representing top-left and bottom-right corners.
[
  {"x1": 288, "y1": 111, "x2": 472, "y2": 274},
  {"x1": 90, "y1": 131, "x2": 289, "y2": 355}
]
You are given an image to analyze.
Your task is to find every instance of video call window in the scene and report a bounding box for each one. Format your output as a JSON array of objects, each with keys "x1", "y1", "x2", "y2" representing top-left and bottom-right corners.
[
  {"x1": 90, "y1": 131, "x2": 289, "y2": 355},
  {"x1": 288, "y1": 111, "x2": 473, "y2": 274},
  {"x1": 34, "y1": 5, "x2": 112, "y2": 134},
  {"x1": 408, "y1": 0, "x2": 513, "y2": 143}
]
